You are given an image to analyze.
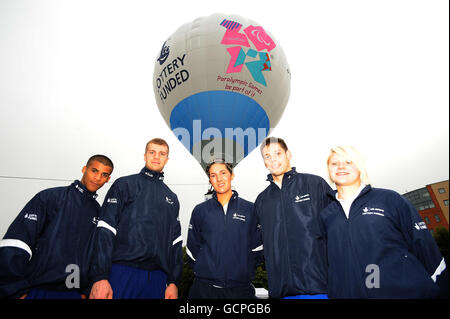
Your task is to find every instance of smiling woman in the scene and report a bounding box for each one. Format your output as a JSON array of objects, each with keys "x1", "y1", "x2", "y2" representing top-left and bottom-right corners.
[
  {"x1": 326, "y1": 146, "x2": 368, "y2": 203},
  {"x1": 319, "y1": 146, "x2": 448, "y2": 298},
  {"x1": 207, "y1": 162, "x2": 234, "y2": 205}
]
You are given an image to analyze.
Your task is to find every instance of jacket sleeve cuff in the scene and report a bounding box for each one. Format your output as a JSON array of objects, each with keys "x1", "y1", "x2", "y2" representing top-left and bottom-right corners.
[
  {"x1": 167, "y1": 276, "x2": 180, "y2": 287},
  {"x1": 90, "y1": 274, "x2": 110, "y2": 284}
]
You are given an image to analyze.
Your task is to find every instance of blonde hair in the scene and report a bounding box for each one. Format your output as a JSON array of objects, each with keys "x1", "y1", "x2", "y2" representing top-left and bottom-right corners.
[
  {"x1": 145, "y1": 138, "x2": 169, "y2": 154},
  {"x1": 327, "y1": 146, "x2": 370, "y2": 185}
]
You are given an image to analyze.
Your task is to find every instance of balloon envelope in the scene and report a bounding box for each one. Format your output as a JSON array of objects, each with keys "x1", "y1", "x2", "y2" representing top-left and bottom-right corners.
[{"x1": 153, "y1": 13, "x2": 290, "y2": 171}]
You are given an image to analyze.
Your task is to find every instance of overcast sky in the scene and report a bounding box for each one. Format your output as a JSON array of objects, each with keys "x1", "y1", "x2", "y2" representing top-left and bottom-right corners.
[{"x1": 0, "y1": 0, "x2": 448, "y2": 241}]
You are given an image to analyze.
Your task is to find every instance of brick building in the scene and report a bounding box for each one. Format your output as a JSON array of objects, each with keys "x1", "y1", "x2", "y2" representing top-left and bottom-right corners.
[{"x1": 403, "y1": 180, "x2": 449, "y2": 234}]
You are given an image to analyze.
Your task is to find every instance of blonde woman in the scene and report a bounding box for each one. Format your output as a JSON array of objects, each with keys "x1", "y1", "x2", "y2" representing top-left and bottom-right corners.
[{"x1": 319, "y1": 146, "x2": 448, "y2": 298}]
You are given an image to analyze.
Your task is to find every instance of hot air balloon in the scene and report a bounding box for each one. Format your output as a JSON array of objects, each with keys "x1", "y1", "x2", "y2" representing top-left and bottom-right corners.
[{"x1": 153, "y1": 13, "x2": 290, "y2": 171}]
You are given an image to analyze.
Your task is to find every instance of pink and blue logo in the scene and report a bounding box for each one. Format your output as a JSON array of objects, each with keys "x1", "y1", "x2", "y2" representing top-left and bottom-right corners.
[{"x1": 220, "y1": 19, "x2": 275, "y2": 86}]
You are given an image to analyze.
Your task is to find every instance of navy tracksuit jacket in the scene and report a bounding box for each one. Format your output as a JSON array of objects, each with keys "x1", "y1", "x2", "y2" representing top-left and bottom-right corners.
[
  {"x1": 0, "y1": 180, "x2": 100, "y2": 298},
  {"x1": 254, "y1": 168, "x2": 333, "y2": 298},
  {"x1": 186, "y1": 191, "x2": 262, "y2": 288},
  {"x1": 320, "y1": 185, "x2": 448, "y2": 298},
  {"x1": 89, "y1": 167, "x2": 183, "y2": 287}
]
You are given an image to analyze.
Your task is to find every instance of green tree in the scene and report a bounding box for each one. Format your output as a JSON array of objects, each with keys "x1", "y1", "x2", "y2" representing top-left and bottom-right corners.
[{"x1": 252, "y1": 261, "x2": 268, "y2": 290}]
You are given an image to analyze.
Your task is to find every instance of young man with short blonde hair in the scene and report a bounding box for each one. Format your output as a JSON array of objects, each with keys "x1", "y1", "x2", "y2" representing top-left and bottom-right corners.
[{"x1": 89, "y1": 138, "x2": 182, "y2": 299}]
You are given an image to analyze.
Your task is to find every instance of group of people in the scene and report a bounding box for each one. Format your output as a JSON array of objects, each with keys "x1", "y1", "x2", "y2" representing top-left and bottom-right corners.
[{"x1": 0, "y1": 137, "x2": 447, "y2": 299}]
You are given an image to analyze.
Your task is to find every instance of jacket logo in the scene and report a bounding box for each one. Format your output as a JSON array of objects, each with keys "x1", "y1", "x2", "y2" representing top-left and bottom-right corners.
[
  {"x1": 232, "y1": 213, "x2": 246, "y2": 222},
  {"x1": 24, "y1": 213, "x2": 38, "y2": 221},
  {"x1": 414, "y1": 222, "x2": 427, "y2": 230},
  {"x1": 107, "y1": 198, "x2": 118, "y2": 204},
  {"x1": 362, "y1": 207, "x2": 385, "y2": 217},
  {"x1": 75, "y1": 184, "x2": 84, "y2": 194},
  {"x1": 92, "y1": 217, "x2": 99, "y2": 225},
  {"x1": 144, "y1": 171, "x2": 164, "y2": 180},
  {"x1": 295, "y1": 194, "x2": 310, "y2": 203},
  {"x1": 166, "y1": 196, "x2": 174, "y2": 205}
]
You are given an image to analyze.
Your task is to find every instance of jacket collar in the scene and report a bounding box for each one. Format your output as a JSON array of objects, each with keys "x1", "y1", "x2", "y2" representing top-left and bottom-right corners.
[
  {"x1": 266, "y1": 167, "x2": 297, "y2": 183},
  {"x1": 140, "y1": 167, "x2": 165, "y2": 181},
  {"x1": 73, "y1": 180, "x2": 98, "y2": 199},
  {"x1": 327, "y1": 184, "x2": 372, "y2": 201},
  {"x1": 212, "y1": 189, "x2": 239, "y2": 202}
]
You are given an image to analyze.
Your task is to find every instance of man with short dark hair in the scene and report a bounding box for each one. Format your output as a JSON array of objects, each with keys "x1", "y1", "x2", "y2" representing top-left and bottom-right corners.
[
  {"x1": 255, "y1": 137, "x2": 333, "y2": 299},
  {"x1": 89, "y1": 138, "x2": 182, "y2": 299},
  {"x1": 0, "y1": 155, "x2": 113, "y2": 299}
]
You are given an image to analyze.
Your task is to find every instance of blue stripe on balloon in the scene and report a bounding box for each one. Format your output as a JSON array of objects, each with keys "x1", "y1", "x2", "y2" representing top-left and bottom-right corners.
[{"x1": 169, "y1": 90, "x2": 270, "y2": 157}]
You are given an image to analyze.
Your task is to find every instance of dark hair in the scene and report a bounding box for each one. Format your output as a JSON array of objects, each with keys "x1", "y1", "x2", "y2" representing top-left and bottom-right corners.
[
  {"x1": 259, "y1": 136, "x2": 288, "y2": 156},
  {"x1": 205, "y1": 159, "x2": 233, "y2": 177},
  {"x1": 146, "y1": 138, "x2": 169, "y2": 154},
  {"x1": 86, "y1": 154, "x2": 114, "y2": 171}
]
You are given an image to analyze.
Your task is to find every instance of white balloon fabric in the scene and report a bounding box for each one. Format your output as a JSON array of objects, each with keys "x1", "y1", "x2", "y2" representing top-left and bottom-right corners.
[{"x1": 153, "y1": 13, "x2": 291, "y2": 171}]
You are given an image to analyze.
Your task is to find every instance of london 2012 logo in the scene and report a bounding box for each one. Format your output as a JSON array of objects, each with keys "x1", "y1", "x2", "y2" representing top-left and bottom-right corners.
[{"x1": 219, "y1": 19, "x2": 276, "y2": 87}]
